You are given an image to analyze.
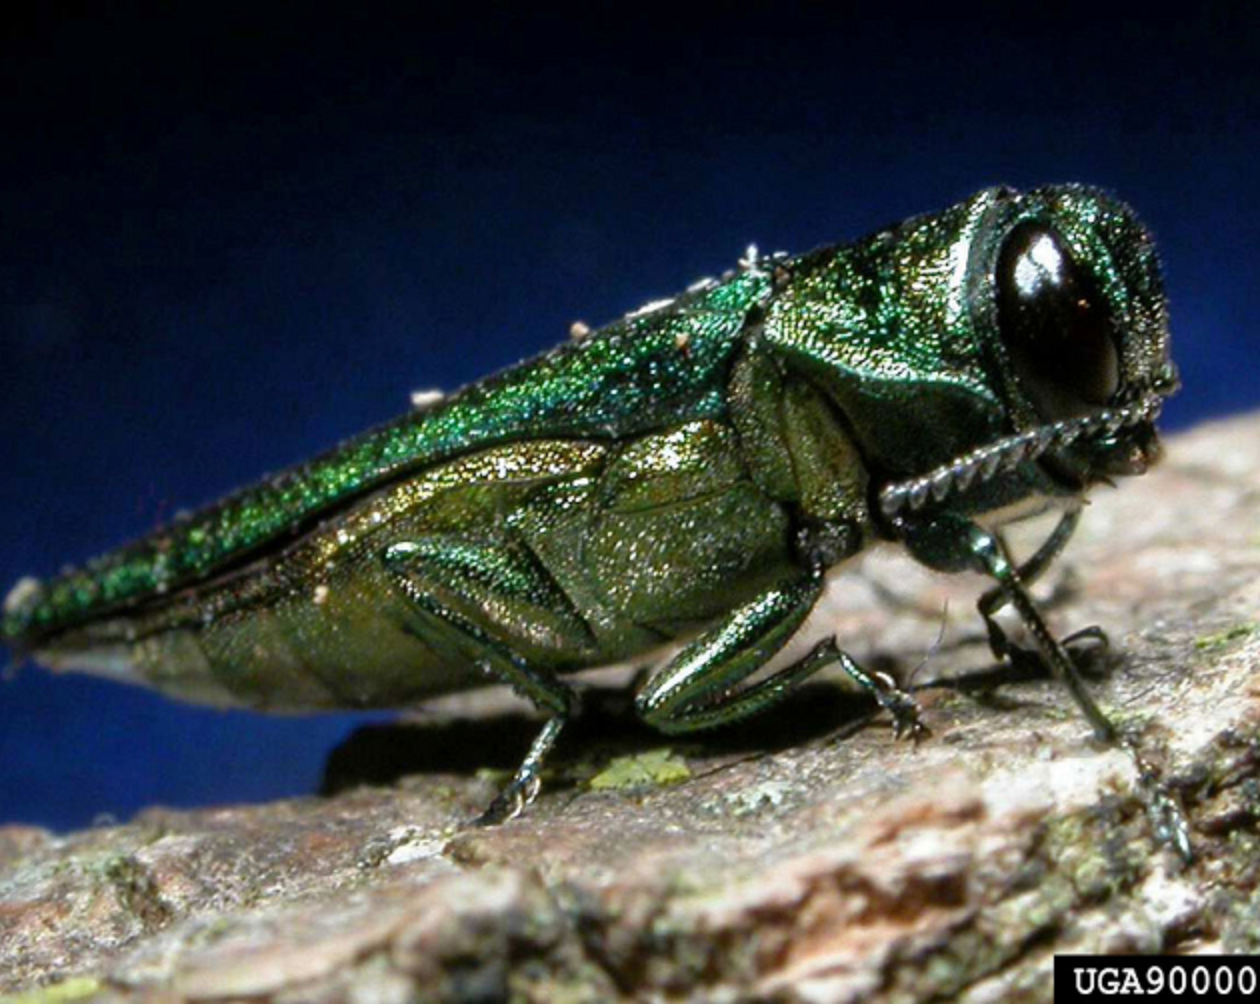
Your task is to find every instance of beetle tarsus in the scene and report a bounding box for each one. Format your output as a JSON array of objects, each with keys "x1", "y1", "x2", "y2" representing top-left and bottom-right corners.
[
  {"x1": 843, "y1": 662, "x2": 928, "y2": 743},
  {"x1": 474, "y1": 716, "x2": 565, "y2": 826},
  {"x1": 1127, "y1": 739, "x2": 1193, "y2": 864},
  {"x1": 475, "y1": 774, "x2": 540, "y2": 827}
]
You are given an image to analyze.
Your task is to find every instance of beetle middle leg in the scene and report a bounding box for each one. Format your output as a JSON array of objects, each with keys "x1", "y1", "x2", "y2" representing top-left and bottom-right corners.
[
  {"x1": 635, "y1": 569, "x2": 925, "y2": 740},
  {"x1": 383, "y1": 535, "x2": 597, "y2": 825}
]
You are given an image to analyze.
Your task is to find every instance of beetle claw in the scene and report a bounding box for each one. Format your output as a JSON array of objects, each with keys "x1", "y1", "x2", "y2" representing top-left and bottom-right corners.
[
  {"x1": 871, "y1": 670, "x2": 929, "y2": 745},
  {"x1": 473, "y1": 774, "x2": 541, "y2": 827}
]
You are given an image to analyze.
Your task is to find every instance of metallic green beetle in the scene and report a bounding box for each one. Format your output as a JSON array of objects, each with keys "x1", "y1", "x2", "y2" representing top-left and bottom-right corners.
[{"x1": 2, "y1": 185, "x2": 1182, "y2": 833}]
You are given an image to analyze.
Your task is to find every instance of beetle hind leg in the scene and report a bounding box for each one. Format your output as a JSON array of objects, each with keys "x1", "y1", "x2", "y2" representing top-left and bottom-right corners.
[
  {"x1": 474, "y1": 715, "x2": 568, "y2": 826},
  {"x1": 383, "y1": 536, "x2": 596, "y2": 824}
]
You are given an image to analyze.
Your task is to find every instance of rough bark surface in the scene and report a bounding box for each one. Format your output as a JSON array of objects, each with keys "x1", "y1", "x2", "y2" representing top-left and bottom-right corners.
[{"x1": 2, "y1": 413, "x2": 1258, "y2": 1003}]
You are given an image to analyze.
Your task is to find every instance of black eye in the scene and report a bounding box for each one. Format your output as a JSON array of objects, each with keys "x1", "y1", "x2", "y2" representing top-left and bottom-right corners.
[{"x1": 996, "y1": 221, "x2": 1119, "y2": 419}]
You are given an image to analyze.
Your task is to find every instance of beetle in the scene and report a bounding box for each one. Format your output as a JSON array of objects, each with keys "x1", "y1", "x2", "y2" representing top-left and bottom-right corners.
[{"x1": 1, "y1": 185, "x2": 1184, "y2": 839}]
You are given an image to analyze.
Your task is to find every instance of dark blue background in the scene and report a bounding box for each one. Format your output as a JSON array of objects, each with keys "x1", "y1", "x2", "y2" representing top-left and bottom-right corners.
[{"x1": 2, "y1": 5, "x2": 1256, "y2": 829}]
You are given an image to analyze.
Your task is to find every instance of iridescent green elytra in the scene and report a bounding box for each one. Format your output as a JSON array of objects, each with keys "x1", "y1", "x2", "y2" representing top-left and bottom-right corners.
[{"x1": 1, "y1": 185, "x2": 1184, "y2": 837}]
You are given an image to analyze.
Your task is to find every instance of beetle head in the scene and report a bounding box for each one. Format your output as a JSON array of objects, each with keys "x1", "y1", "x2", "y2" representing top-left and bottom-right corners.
[{"x1": 976, "y1": 185, "x2": 1177, "y2": 490}]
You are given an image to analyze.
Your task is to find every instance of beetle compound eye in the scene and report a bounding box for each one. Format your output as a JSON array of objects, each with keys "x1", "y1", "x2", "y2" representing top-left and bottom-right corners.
[{"x1": 996, "y1": 221, "x2": 1120, "y2": 418}]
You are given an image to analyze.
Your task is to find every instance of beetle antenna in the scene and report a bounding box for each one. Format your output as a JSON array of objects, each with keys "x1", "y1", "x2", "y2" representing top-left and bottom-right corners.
[
  {"x1": 879, "y1": 393, "x2": 1163, "y2": 519},
  {"x1": 908, "y1": 600, "x2": 949, "y2": 689}
]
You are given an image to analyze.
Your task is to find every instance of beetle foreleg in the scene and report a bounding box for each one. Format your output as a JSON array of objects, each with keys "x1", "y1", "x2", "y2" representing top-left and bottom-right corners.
[
  {"x1": 900, "y1": 511, "x2": 1113, "y2": 738},
  {"x1": 899, "y1": 511, "x2": 1192, "y2": 859},
  {"x1": 976, "y1": 508, "x2": 1108, "y2": 678}
]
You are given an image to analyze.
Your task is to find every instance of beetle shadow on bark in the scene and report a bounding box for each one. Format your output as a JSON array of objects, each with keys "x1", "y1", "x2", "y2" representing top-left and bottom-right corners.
[
  {"x1": 915, "y1": 635, "x2": 1118, "y2": 692},
  {"x1": 320, "y1": 680, "x2": 880, "y2": 797}
]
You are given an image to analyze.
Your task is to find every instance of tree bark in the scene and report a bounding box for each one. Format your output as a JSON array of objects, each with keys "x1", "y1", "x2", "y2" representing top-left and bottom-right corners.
[{"x1": 2, "y1": 413, "x2": 1258, "y2": 1003}]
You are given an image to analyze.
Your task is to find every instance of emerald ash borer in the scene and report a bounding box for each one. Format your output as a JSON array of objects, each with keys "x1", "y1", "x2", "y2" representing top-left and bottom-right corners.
[{"x1": 2, "y1": 185, "x2": 1188, "y2": 844}]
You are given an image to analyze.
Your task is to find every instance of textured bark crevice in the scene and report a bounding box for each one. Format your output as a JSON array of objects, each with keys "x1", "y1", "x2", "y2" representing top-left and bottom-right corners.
[{"x1": 1, "y1": 412, "x2": 1258, "y2": 1003}]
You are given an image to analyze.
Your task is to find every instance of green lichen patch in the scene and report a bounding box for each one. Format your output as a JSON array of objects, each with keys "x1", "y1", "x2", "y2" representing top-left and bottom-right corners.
[
  {"x1": 1194, "y1": 622, "x2": 1256, "y2": 654},
  {"x1": 0, "y1": 977, "x2": 101, "y2": 1004},
  {"x1": 587, "y1": 749, "x2": 692, "y2": 791}
]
